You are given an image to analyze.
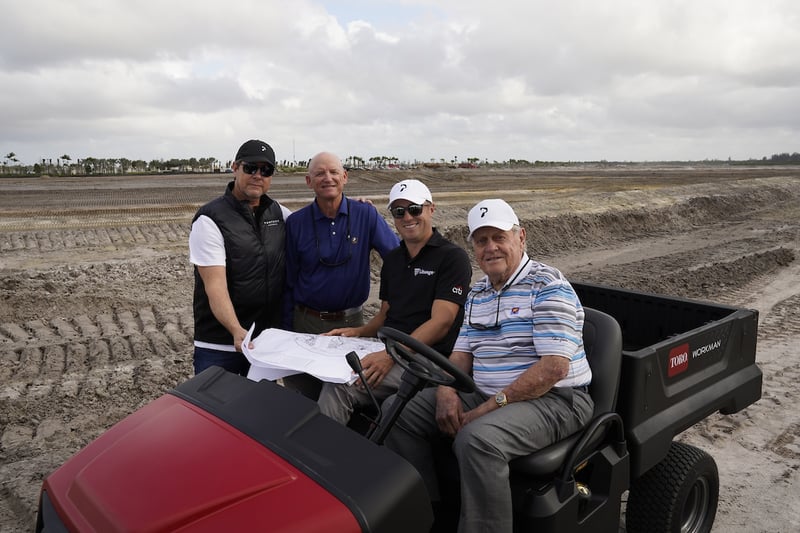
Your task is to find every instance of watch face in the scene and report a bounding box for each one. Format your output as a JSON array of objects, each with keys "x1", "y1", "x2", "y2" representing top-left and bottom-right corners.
[{"x1": 495, "y1": 392, "x2": 507, "y2": 406}]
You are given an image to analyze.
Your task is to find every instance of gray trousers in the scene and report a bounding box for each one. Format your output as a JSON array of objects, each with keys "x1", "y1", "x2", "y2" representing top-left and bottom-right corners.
[
  {"x1": 318, "y1": 363, "x2": 405, "y2": 425},
  {"x1": 384, "y1": 386, "x2": 594, "y2": 533}
]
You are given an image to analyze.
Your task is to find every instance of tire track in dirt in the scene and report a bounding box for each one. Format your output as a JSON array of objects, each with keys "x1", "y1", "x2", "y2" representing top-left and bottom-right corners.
[
  {"x1": 757, "y1": 293, "x2": 800, "y2": 340},
  {"x1": 0, "y1": 304, "x2": 196, "y2": 524},
  {"x1": 0, "y1": 305, "x2": 193, "y2": 397},
  {"x1": 747, "y1": 293, "x2": 800, "y2": 470},
  {"x1": 663, "y1": 237, "x2": 800, "y2": 527},
  {"x1": 0, "y1": 355, "x2": 195, "y2": 526},
  {"x1": 0, "y1": 223, "x2": 189, "y2": 253}
]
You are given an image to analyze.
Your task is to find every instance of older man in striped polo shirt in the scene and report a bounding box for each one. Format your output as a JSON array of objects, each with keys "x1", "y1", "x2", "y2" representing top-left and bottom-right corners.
[{"x1": 385, "y1": 198, "x2": 593, "y2": 533}]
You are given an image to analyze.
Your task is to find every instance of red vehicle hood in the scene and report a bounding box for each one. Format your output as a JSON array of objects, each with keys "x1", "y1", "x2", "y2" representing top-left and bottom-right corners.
[{"x1": 43, "y1": 394, "x2": 358, "y2": 532}]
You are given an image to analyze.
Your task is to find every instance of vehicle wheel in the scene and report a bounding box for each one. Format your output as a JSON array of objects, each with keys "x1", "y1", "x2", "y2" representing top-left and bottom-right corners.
[{"x1": 626, "y1": 442, "x2": 719, "y2": 533}]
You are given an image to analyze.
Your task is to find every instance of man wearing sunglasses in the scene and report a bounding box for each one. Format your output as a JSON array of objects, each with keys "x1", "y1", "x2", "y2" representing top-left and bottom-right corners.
[
  {"x1": 281, "y1": 152, "x2": 399, "y2": 398},
  {"x1": 317, "y1": 179, "x2": 472, "y2": 426},
  {"x1": 384, "y1": 199, "x2": 593, "y2": 533},
  {"x1": 189, "y1": 139, "x2": 291, "y2": 376}
]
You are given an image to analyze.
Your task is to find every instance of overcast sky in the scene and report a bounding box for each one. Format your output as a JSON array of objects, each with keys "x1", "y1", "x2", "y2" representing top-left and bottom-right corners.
[{"x1": 2, "y1": 0, "x2": 799, "y2": 166}]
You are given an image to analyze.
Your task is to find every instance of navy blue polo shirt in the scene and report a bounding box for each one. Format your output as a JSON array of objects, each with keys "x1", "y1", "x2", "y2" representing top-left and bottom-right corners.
[
  {"x1": 284, "y1": 196, "x2": 399, "y2": 325},
  {"x1": 380, "y1": 228, "x2": 472, "y2": 355}
]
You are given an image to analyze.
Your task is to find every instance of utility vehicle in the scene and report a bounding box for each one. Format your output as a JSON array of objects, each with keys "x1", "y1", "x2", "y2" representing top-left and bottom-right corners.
[{"x1": 36, "y1": 282, "x2": 762, "y2": 532}]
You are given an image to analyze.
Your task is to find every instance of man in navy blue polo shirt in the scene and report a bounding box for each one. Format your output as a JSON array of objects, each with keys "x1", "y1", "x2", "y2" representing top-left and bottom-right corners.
[
  {"x1": 282, "y1": 152, "x2": 399, "y2": 397},
  {"x1": 317, "y1": 179, "x2": 472, "y2": 425}
]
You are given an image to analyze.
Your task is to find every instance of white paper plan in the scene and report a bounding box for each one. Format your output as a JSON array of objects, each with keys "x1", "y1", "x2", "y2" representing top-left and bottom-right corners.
[{"x1": 242, "y1": 325, "x2": 386, "y2": 384}]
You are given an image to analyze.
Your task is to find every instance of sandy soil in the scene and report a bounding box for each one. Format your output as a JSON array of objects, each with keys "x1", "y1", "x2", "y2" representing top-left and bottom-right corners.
[{"x1": 1, "y1": 165, "x2": 799, "y2": 532}]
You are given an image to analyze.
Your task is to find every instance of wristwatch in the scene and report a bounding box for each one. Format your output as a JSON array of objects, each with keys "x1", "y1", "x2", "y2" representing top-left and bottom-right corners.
[{"x1": 495, "y1": 391, "x2": 508, "y2": 408}]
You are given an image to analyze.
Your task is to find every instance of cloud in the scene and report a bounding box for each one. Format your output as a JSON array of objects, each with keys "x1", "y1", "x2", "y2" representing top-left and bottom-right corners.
[{"x1": 1, "y1": 0, "x2": 799, "y2": 165}]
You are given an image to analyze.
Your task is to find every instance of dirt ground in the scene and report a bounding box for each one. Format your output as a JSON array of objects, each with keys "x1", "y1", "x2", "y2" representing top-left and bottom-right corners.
[{"x1": 1, "y1": 165, "x2": 799, "y2": 532}]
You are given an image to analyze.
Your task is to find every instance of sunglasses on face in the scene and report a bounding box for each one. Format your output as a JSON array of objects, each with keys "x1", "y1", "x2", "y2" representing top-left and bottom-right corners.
[
  {"x1": 390, "y1": 203, "x2": 425, "y2": 219},
  {"x1": 241, "y1": 162, "x2": 275, "y2": 177}
]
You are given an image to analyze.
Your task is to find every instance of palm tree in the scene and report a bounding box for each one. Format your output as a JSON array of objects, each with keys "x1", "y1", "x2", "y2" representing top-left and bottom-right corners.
[
  {"x1": 3, "y1": 152, "x2": 18, "y2": 174},
  {"x1": 83, "y1": 157, "x2": 97, "y2": 174}
]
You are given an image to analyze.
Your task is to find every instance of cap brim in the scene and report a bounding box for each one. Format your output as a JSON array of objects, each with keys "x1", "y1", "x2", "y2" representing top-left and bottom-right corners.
[
  {"x1": 468, "y1": 221, "x2": 515, "y2": 238},
  {"x1": 239, "y1": 156, "x2": 275, "y2": 165},
  {"x1": 388, "y1": 195, "x2": 428, "y2": 208}
]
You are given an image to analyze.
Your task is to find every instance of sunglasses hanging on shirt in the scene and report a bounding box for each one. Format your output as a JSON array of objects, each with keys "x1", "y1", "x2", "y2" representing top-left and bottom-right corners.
[{"x1": 467, "y1": 258, "x2": 531, "y2": 330}]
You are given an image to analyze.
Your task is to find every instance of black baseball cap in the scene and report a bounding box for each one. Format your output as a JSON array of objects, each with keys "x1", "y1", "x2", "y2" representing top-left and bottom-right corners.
[{"x1": 235, "y1": 139, "x2": 276, "y2": 167}]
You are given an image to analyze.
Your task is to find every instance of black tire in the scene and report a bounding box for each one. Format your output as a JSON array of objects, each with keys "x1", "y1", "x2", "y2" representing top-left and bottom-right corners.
[{"x1": 626, "y1": 442, "x2": 719, "y2": 533}]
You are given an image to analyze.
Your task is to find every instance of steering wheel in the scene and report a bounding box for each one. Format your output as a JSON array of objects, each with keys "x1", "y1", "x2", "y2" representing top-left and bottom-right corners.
[{"x1": 377, "y1": 327, "x2": 475, "y2": 393}]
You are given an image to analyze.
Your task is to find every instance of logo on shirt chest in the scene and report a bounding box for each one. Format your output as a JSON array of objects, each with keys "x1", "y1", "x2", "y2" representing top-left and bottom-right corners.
[{"x1": 413, "y1": 268, "x2": 435, "y2": 277}]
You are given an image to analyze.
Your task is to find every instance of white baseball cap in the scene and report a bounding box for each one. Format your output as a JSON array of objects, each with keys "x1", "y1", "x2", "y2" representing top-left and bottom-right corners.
[
  {"x1": 468, "y1": 199, "x2": 520, "y2": 238},
  {"x1": 388, "y1": 179, "x2": 433, "y2": 208}
]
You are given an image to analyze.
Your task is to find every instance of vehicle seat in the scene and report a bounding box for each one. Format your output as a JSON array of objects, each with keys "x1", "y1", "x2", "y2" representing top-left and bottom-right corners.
[{"x1": 508, "y1": 306, "x2": 623, "y2": 477}]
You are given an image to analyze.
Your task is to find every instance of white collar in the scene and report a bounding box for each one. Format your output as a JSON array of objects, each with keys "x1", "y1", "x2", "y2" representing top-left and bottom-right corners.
[{"x1": 502, "y1": 253, "x2": 532, "y2": 290}]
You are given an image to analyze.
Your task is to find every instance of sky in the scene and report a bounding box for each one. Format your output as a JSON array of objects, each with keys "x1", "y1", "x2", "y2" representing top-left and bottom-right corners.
[{"x1": 1, "y1": 0, "x2": 799, "y2": 166}]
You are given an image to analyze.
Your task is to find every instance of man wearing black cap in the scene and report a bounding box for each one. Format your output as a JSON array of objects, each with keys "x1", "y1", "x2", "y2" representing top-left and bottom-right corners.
[{"x1": 189, "y1": 139, "x2": 291, "y2": 375}]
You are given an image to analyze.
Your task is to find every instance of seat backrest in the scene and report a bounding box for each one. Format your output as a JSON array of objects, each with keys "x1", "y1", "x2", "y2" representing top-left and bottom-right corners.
[{"x1": 582, "y1": 307, "x2": 623, "y2": 415}]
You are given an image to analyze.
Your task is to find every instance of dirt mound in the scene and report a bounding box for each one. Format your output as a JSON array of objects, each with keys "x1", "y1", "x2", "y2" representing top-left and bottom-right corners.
[{"x1": 577, "y1": 247, "x2": 796, "y2": 300}]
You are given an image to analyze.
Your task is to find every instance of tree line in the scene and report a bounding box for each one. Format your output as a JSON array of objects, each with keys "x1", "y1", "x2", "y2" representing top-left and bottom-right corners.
[
  {"x1": 1, "y1": 152, "x2": 482, "y2": 176},
  {"x1": 1, "y1": 153, "x2": 228, "y2": 176},
  {"x1": 764, "y1": 152, "x2": 800, "y2": 164},
  {"x1": 2, "y1": 150, "x2": 799, "y2": 177}
]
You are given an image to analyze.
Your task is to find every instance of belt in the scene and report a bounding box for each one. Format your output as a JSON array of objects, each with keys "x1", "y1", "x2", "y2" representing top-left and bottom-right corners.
[
  {"x1": 297, "y1": 304, "x2": 362, "y2": 321},
  {"x1": 575, "y1": 385, "x2": 589, "y2": 393}
]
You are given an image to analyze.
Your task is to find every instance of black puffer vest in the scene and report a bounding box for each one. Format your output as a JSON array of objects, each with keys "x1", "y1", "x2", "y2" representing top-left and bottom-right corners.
[{"x1": 192, "y1": 182, "x2": 286, "y2": 345}]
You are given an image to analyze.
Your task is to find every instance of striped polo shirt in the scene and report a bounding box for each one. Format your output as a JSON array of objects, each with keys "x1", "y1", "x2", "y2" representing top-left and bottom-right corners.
[{"x1": 454, "y1": 254, "x2": 592, "y2": 395}]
